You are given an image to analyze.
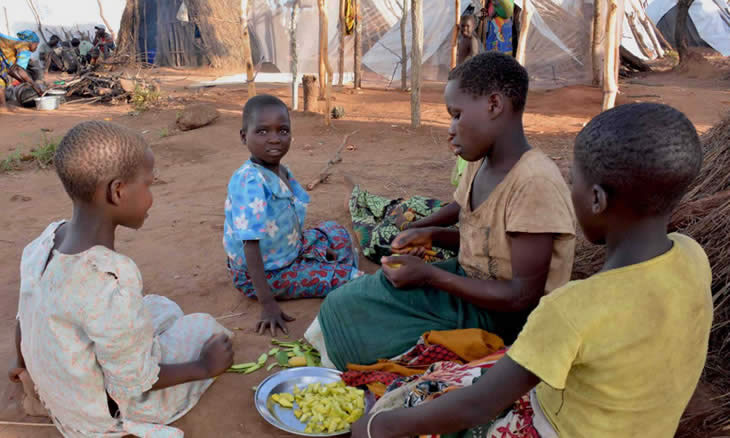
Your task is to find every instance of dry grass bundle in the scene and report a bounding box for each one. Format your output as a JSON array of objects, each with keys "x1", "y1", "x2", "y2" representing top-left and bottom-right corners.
[{"x1": 572, "y1": 114, "x2": 730, "y2": 437}]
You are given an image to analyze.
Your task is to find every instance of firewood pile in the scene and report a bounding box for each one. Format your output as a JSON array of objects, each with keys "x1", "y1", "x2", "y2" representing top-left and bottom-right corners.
[{"x1": 59, "y1": 72, "x2": 156, "y2": 106}]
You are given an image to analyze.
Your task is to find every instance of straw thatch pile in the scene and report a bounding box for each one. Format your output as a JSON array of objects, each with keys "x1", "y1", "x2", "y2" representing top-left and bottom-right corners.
[{"x1": 573, "y1": 114, "x2": 730, "y2": 437}]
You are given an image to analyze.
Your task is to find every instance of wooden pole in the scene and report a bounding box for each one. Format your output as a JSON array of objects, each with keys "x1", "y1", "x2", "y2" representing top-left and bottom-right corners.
[
  {"x1": 645, "y1": 15, "x2": 673, "y2": 51},
  {"x1": 243, "y1": 1, "x2": 256, "y2": 97},
  {"x1": 303, "y1": 75, "x2": 317, "y2": 112},
  {"x1": 4, "y1": 7, "x2": 10, "y2": 35},
  {"x1": 290, "y1": 0, "x2": 300, "y2": 110},
  {"x1": 450, "y1": 0, "x2": 460, "y2": 69},
  {"x1": 515, "y1": 0, "x2": 532, "y2": 66},
  {"x1": 353, "y1": 0, "x2": 362, "y2": 89},
  {"x1": 338, "y1": 0, "x2": 345, "y2": 86},
  {"x1": 639, "y1": 15, "x2": 665, "y2": 57},
  {"x1": 400, "y1": 0, "x2": 408, "y2": 90},
  {"x1": 602, "y1": 0, "x2": 619, "y2": 111},
  {"x1": 591, "y1": 0, "x2": 603, "y2": 86},
  {"x1": 410, "y1": 0, "x2": 423, "y2": 128},
  {"x1": 96, "y1": 0, "x2": 116, "y2": 40},
  {"x1": 675, "y1": 0, "x2": 695, "y2": 64},
  {"x1": 318, "y1": 0, "x2": 327, "y2": 99}
]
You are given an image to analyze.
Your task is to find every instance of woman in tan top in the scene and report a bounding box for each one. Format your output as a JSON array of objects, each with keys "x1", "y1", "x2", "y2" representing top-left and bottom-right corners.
[{"x1": 308, "y1": 52, "x2": 575, "y2": 370}]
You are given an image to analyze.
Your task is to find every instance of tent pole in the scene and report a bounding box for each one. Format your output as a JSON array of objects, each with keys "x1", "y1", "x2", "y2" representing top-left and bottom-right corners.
[
  {"x1": 602, "y1": 0, "x2": 619, "y2": 110},
  {"x1": 515, "y1": 0, "x2": 532, "y2": 65},
  {"x1": 290, "y1": 0, "x2": 300, "y2": 110},
  {"x1": 410, "y1": 0, "x2": 423, "y2": 128},
  {"x1": 450, "y1": 0, "x2": 460, "y2": 69},
  {"x1": 338, "y1": 0, "x2": 345, "y2": 86},
  {"x1": 400, "y1": 0, "x2": 408, "y2": 90},
  {"x1": 353, "y1": 0, "x2": 362, "y2": 89},
  {"x1": 591, "y1": 0, "x2": 603, "y2": 86}
]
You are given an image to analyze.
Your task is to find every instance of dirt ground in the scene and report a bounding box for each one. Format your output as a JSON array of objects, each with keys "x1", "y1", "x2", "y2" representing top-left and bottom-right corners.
[{"x1": 0, "y1": 56, "x2": 729, "y2": 437}]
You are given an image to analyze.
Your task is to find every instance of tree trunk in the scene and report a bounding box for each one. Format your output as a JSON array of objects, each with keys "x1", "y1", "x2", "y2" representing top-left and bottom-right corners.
[
  {"x1": 450, "y1": 0, "x2": 460, "y2": 69},
  {"x1": 96, "y1": 0, "x2": 116, "y2": 40},
  {"x1": 116, "y1": 0, "x2": 137, "y2": 60},
  {"x1": 242, "y1": 4, "x2": 256, "y2": 97},
  {"x1": 602, "y1": 0, "x2": 619, "y2": 110},
  {"x1": 515, "y1": 0, "x2": 532, "y2": 66},
  {"x1": 353, "y1": 0, "x2": 362, "y2": 89},
  {"x1": 591, "y1": 0, "x2": 604, "y2": 86},
  {"x1": 410, "y1": 0, "x2": 423, "y2": 128},
  {"x1": 303, "y1": 75, "x2": 318, "y2": 112},
  {"x1": 400, "y1": 0, "x2": 408, "y2": 90},
  {"x1": 290, "y1": 1, "x2": 300, "y2": 110},
  {"x1": 186, "y1": 0, "x2": 246, "y2": 70},
  {"x1": 675, "y1": 0, "x2": 695, "y2": 64},
  {"x1": 338, "y1": 0, "x2": 345, "y2": 86}
]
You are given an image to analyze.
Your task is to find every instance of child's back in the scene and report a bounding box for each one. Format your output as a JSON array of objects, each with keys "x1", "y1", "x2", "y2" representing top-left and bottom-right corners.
[{"x1": 510, "y1": 233, "x2": 712, "y2": 436}]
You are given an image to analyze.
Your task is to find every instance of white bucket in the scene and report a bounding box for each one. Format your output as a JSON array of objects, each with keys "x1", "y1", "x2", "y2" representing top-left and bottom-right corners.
[{"x1": 33, "y1": 96, "x2": 62, "y2": 111}]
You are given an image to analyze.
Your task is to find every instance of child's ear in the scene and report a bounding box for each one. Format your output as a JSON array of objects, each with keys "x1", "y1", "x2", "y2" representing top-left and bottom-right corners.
[
  {"x1": 107, "y1": 179, "x2": 124, "y2": 206},
  {"x1": 592, "y1": 184, "x2": 608, "y2": 215},
  {"x1": 487, "y1": 92, "x2": 504, "y2": 119},
  {"x1": 240, "y1": 128, "x2": 247, "y2": 145}
]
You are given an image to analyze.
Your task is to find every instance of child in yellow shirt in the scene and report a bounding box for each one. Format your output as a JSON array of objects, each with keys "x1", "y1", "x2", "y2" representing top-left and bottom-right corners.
[{"x1": 351, "y1": 103, "x2": 713, "y2": 438}]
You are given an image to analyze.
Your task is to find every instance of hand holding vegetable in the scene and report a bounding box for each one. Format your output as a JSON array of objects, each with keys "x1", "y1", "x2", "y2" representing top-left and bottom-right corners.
[
  {"x1": 381, "y1": 254, "x2": 436, "y2": 289},
  {"x1": 391, "y1": 228, "x2": 434, "y2": 257},
  {"x1": 198, "y1": 333, "x2": 234, "y2": 378},
  {"x1": 257, "y1": 301, "x2": 295, "y2": 336}
]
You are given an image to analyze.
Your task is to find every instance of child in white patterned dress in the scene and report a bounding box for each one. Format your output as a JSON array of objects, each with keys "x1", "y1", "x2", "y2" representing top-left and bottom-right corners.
[{"x1": 7, "y1": 121, "x2": 234, "y2": 438}]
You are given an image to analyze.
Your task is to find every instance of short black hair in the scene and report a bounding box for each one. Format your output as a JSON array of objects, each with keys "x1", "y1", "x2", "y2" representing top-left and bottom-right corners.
[
  {"x1": 574, "y1": 103, "x2": 702, "y2": 216},
  {"x1": 54, "y1": 121, "x2": 148, "y2": 202},
  {"x1": 71, "y1": 38, "x2": 80, "y2": 47},
  {"x1": 242, "y1": 94, "x2": 289, "y2": 131},
  {"x1": 49, "y1": 35, "x2": 60, "y2": 45},
  {"x1": 461, "y1": 14, "x2": 476, "y2": 25},
  {"x1": 448, "y1": 51, "x2": 529, "y2": 112}
]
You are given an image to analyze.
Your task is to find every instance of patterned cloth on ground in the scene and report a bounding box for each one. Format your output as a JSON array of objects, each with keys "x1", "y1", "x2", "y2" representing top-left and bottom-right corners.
[
  {"x1": 342, "y1": 329, "x2": 504, "y2": 397},
  {"x1": 349, "y1": 184, "x2": 455, "y2": 263},
  {"x1": 17, "y1": 222, "x2": 231, "y2": 438},
  {"x1": 0, "y1": 32, "x2": 33, "y2": 88},
  {"x1": 228, "y1": 220, "x2": 360, "y2": 299}
]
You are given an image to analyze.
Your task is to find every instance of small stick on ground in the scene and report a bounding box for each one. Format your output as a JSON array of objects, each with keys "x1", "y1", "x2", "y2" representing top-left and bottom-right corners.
[
  {"x1": 306, "y1": 130, "x2": 359, "y2": 191},
  {"x1": 215, "y1": 311, "x2": 247, "y2": 321},
  {"x1": 0, "y1": 421, "x2": 55, "y2": 427}
]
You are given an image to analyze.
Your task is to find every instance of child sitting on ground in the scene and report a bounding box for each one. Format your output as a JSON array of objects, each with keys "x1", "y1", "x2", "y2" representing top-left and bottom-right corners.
[
  {"x1": 351, "y1": 103, "x2": 713, "y2": 438},
  {"x1": 224, "y1": 95, "x2": 360, "y2": 336},
  {"x1": 8, "y1": 121, "x2": 234, "y2": 438}
]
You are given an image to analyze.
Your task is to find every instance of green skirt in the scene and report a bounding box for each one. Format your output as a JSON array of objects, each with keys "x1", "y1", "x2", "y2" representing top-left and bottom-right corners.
[{"x1": 318, "y1": 259, "x2": 498, "y2": 370}]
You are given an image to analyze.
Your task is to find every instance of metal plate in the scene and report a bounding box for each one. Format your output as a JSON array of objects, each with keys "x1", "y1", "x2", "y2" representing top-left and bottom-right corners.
[{"x1": 254, "y1": 367, "x2": 372, "y2": 437}]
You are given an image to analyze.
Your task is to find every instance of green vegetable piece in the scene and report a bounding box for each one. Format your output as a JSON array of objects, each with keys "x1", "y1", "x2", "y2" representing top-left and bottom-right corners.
[
  {"x1": 276, "y1": 350, "x2": 290, "y2": 366},
  {"x1": 268, "y1": 347, "x2": 280, "y2": 356},
  {"x1": 230, "y1": 362, "x2": 256, "y2": 370},
  {"x1": 257, "y1": 353, "x2": 268, "y2": 365},
  {"x1": 304, "y1": 351, "x2": 317, "y2": 367},
  {"x1": 244, "y1": 364, "x2": 263, "y2": 374},
  {"x1": 267, "y1": 362, "x2": 278, "y2": 371}
]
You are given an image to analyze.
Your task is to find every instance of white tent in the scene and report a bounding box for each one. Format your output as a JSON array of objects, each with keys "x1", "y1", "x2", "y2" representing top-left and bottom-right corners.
[
  {"x1": 1, "y1": 0, "x2": 124, "y2": 44},
  {"x1": 647, "y1": 0, "x2": 730, "y2": 56}
]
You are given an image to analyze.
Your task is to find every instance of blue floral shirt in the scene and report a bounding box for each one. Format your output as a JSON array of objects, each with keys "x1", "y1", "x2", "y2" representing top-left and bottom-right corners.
[{"x1": 224, "y1": 160, "x2": 310, "y2": 272}]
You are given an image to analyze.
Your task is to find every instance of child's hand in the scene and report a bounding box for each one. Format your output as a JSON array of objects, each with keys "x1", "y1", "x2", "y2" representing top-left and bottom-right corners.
[
  {"x1": 391, "y1": 228, "x2": 433, "y2": 256},
  {"x1": 8, "y1": 365, "x2": 24, "y2": 384},
  {"x1": 257, "y1": 302, "x2": 296, "y2": 337},
  {"x1": 199, "y1": 333, "x2": 234, "y2": 378},
  {"x1": 381, "y1": 255, "x2": 435, "y2": 289}
]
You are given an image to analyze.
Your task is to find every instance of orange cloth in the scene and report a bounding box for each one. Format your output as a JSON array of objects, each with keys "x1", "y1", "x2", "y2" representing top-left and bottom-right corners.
[
  {"x1": 422, "y1": 328, "x2": 504, "y2": 362},
  {"x1": 347, "y1": 360, "x2": 428, "y2": 376}
]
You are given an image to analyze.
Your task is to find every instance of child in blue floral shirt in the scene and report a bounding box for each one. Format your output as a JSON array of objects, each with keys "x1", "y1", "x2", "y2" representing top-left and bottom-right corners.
[{"x1": 224, "y1": 95, "x2": 360, "y2": 336}]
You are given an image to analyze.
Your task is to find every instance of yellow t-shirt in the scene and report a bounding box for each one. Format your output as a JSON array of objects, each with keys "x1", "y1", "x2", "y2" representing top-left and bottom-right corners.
[{"x1": 508, "y1": 233, "x2": 713, "y2": 437}]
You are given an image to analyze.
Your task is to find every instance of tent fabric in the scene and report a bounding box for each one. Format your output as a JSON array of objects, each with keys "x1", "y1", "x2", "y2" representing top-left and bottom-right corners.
[{"x1": 647, "y1": 0, "x2": 730, "y2": 56}]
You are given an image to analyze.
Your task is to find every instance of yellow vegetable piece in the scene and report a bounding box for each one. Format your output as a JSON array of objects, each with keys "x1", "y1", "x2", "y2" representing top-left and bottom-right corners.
[{"x1": 288, "y1": 356, "x2": 307, "y2": 367}]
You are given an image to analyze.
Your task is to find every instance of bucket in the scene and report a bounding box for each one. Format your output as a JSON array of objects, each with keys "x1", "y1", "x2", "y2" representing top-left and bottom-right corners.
[{"x1": 33, "y1": 96, "x2": 62, "y2": 111}]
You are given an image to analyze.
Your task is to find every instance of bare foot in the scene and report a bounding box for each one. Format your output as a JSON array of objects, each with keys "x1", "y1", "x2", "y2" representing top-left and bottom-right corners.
[{"x1": 343, "y1": 175, "x2": 357, "y2": 213}]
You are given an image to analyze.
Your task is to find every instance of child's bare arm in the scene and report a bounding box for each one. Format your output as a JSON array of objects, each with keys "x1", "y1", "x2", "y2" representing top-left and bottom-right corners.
[
  {"x1": 352, "y1": 356, "x2": 539, "y2": 438},
  {"x1": 383, "y1": 233, "x2": 553, "y2": 312},
  {"x1": 243, "y1": 240, "x2": 295, "y2": 336},
  {"x1": 151, "y1": 333, "x2": 233, "y2": 390},
  {"x1": 408, "y1": 202, "x2": 461, "y2": 229}
]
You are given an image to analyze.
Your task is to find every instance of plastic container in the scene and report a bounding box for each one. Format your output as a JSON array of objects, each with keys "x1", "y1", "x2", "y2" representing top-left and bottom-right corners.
[{"x1": 33, "y1": 96, "x2": 62, "y2": 111}]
